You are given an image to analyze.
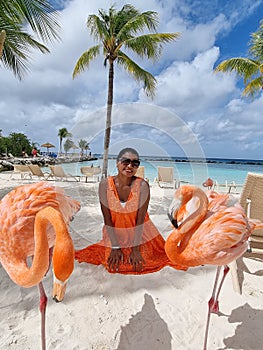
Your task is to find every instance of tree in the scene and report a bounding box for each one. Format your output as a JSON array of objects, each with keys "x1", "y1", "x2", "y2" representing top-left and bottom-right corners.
[
  {"x1": 0, "y1": 0, "x2": 60, "y2": 79},
  {"x1": 84, "y1": 143, "x2": 90, "y2": 156},
  {"x1": 7, "y1": 132, "x2": 31, "y2": 156},
  {"x1": 58, "y1": 128, "x2": 72, "y2": 154},
  {"x1": 215, "y1": 20, "x2": 263, "y2": 97},
  {"x1": 63, "y1": 138, "x2": 74, "y2": 155},
  {"x1": 79, "y1": 139, "x2": 89, "y2": 155},
  {"x1": 73, "y1": 4, "x2": 180, "y2": 177}
]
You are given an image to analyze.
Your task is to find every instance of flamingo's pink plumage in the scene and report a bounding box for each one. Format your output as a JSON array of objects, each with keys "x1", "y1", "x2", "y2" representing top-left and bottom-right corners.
[
  {"x1": 0, "y1": 181, "x2": 80, "y2": 350},
  {"x1": 165, "y1": 185, "x2": 263, "y2": 350}
]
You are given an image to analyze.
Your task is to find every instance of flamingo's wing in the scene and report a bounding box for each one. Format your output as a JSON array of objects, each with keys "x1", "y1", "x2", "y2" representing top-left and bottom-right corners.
[
  {"x1": 191, "y1": 206, "x2": 250, "y2": 262},
  {"x1": 0, "y1": 182, "x2": 80, "y2": 257},
  {"x1": 207, "y1": 191, "x2": 238, "y2": 212}
]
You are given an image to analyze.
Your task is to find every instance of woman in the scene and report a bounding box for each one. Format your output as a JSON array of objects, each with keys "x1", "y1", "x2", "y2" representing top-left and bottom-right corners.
[{"x1": 75, "y1": 147, "x2": 186, "y2": 274}]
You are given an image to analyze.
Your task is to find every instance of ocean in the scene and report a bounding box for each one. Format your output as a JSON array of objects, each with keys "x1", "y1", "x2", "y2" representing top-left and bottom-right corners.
[{"x1": 60, "y1": 156, "x2": 263, "y2": 187}]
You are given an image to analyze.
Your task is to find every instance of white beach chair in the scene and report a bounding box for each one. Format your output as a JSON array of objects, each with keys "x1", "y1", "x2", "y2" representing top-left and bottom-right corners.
[
  {"x1": 155, "y1": 166, "x2": 178, "y2": 188},
  {"x1": 10, "y1": 165, "x2": 32, "y2": 180},
  {"x1": 135, "y1": 166, "x2": 145, "y2": 178},
  {"x1": 230, "y1": 172, "x2": 263, "y2": 294},
  {"x1": 28, "y1": 164, "x2": 52, "y2": 180},
  {"x1": 213, "y1": 180, "x2": 243, "y2": 193},
  {"x1": 49, "y1": 165, "x2": 80, "y2": 182},
  {"x1": 135, "y1": 166, "x2": 149, "y2": 183},
  {"x1": 80, "y1": 166, "x2": 101, "y2": 182}
]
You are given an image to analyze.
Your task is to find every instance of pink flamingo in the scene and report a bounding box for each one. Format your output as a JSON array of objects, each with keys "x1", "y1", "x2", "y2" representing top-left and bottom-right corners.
[
  {"x1": 202, "y1": 177, "x2": 214, "y2": 189},
  {"x1": 0, "y1": 182, "x2": 80, "y2": 350},
  {"x1": 165, "y1": 185, "x2": 263, "y2": 350}
]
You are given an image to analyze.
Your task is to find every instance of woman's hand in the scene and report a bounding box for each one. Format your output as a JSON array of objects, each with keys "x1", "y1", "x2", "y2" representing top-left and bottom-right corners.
[
  {"x1": 128, "y1": 246, "x2": 145, "y2": 272},
  {"x1": 107, "y1": 248, "x2": 123, "y2": 272}
]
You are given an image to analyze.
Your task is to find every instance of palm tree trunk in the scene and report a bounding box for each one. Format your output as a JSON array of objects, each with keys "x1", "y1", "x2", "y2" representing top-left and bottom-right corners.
[
  {"x1": 0, "y1": 30, "x2": 6, "y2": 58},
  {"x1": 59, "y1": 137, "x2": 62, "y2": 154},
  {"x1": 102, "y1": 61, "x2": 114, "y2": 178}
]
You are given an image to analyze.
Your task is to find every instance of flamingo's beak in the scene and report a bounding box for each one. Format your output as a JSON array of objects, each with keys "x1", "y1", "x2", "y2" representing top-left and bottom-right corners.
[
  {"x1": 168, "y1": 196, "x2": 181, "y2": 228},
  {"x1": 167, "y1": 210, "x2": 178, "y2": 228},
  {"x1": 52, "y1": 281, "x2": 67, "y2": 302}
]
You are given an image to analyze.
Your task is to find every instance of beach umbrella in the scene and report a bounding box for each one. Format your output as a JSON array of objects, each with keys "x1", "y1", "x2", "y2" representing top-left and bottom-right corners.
[{"x1": 41, "y1": 142, "x2": 55, "y2": 153}]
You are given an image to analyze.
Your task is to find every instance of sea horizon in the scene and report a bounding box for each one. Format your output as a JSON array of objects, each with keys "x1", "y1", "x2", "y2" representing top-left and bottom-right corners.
[
  {"x1": 61, "y1": 154, "x2": 263, "y2": 188},
  {"x1": 93, "y1": 153, "x2": 263, "y2": 165}
]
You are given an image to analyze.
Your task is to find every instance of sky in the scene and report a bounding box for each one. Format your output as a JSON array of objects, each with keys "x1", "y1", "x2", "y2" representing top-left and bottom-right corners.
[{"x1": 1, "y1": 0, "x2": 263, "y2": 160}]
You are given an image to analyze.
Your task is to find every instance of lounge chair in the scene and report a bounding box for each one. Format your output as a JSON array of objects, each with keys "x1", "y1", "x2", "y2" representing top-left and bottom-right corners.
[
  {"x1": 49, "y1": 165, "x2": 80, "y2": 182},
  {"x1": 135, "y1": 166, "x2": 145, "y2": 178},
  {"x1": 80, "y1": 166, "x2": 101, "y2": 183},
  {"x1": 10, "y1": 165, "x2": 32, "y2": 180},
  {"x1": 135, "y1": 166, "x2": 149, "y2": 182},
  {"x1": 230, "y1": 172, "x2": 263, "y2": 293},
  {"x1": 28, "y1": 164, "x2": 52, "y2": 180},
  {"x1": 155, "y1": 166, "x2": 178, "y2": 188},
  {"x1": 213, "y1": 180, "x2": 243, "y2": 193}
]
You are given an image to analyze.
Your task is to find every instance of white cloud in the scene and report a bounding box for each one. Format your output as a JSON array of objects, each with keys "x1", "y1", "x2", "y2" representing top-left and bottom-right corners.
[
  {"x1": 0, "y1": 0, "x2": 262, "y2": 159},
  {"x1": 145, "y1": 47, "x2": 237, "y2": 118}
]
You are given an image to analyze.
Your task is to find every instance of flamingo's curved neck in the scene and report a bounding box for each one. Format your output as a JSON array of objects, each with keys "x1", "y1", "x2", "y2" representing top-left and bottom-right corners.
[
  {"x1": 175, "y1": 188, "x2": 209, "y2": 254},
  {"x1": 179, "y1": 189, "x2": 208, "y2": 234},
  {"x1": 5, "y1": 207, "x2": 72, "y2": 288}
]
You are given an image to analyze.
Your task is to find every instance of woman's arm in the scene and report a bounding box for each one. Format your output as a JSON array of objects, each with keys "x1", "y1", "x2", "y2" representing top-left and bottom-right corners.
[
  {"x1": 133, "y1": 179, "x2": 150, "y2": 246},
  {"x1": 99, "y1": 179, "x2": 123, "y2": 271},
  {"x1": 99, "y1": 179, "x2": 119, "y2": 246},
  {"x1": 129, "y1": 179, "x2": 150, "y2": 271}
]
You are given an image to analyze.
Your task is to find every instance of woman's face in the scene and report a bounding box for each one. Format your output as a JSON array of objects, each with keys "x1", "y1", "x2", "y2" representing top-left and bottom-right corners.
[{"x1": 117, "y1": 152, "x2": 140, "y2": 177}]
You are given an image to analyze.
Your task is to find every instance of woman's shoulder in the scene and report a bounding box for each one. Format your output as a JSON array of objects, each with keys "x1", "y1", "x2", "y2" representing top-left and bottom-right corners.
[
  {"x1": 99, "y1": 177, "x2": 108, "y2": 189},
  {"x1": 99, "y1": 176, "x2": 114, "y2": 189},
  {"x1": 134, "y1": 176, "x2": 149, "y2": 191}
]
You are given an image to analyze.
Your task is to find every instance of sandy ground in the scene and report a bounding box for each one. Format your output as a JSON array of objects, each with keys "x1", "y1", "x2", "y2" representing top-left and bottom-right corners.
[{"x1": 0, "y1": 172, "x2": 262, "y2": 350}]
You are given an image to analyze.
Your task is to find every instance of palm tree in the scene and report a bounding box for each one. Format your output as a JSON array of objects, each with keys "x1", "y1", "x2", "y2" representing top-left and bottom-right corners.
[
  {"x1": 73, "y1": 4, "x2": 180, "y2": 177},
  {"x1": 79, "y1": 139, "x2": 89, "y2": 156},
  {"x1": 0, "y1": 0, "x2": 60, "y2": 79},
  {"x1": 63, "y1": 138, "x2": 74, "y2": 156},
  {"x1": 215, "y1": 20, "x2": 263, "y2": 97},
  {"x1": 58, "y1": 128, "x2": 72, "y2": 155}
]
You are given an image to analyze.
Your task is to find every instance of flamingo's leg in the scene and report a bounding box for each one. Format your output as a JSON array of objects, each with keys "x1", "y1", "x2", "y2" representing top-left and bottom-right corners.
[
  {"x1": 38, "y1": 281, "x2": 47, "y2": 350},
  {"x1": 203, "y1": 265, "x2": 221, "y2": 350},
  {"x1": 213, "y1": 265, "x2": 230, "y2": 312},
  {"x1": 203, "y1": 265, "x2": 230, "y2": 350}
]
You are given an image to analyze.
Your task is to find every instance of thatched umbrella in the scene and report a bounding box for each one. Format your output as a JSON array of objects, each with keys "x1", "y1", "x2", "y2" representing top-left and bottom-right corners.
[{"x1": 41, "y1": 142, "x2": 55, "y2": 153}]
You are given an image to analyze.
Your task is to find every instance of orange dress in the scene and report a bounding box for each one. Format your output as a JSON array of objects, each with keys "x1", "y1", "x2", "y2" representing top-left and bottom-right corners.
[{"x1": 75, "y1": 176, "x2": 186, "y2": 274}]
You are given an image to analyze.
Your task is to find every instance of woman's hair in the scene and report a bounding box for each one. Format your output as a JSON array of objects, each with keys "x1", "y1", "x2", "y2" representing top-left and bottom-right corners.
[{"x1": 117, "y1": 147, "x2": 139, "y2": 160}]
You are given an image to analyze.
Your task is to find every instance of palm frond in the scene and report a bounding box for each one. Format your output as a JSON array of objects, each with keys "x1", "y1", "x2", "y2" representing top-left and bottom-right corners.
[
  {"x1": 117, "y1": 50, "x2": 156, "y2": 98},
  {"x1": 117, "y1": 11, "x2": 159, "y2": 42},
  {"x1": 123, "y1": 33, "x2": 180, "y2": 60},
  {"x1": 1, "y1": 0, "x2": 61, "y2": 42},
  {"x1": 87, "y1": 14, "x2": 109, "y2": 41},
  {"x1": 113, "y1": 4, "x2": 140, "y2": 36},
  {"x1": 0, "y1": 0, "x2": 60, "y2": 78},
  {"x1": 249, "y1": 26, "x2": 263, "y2": 61},
  {"x1": 215, "y1": 58, "x2": 261, "y2": 81},
  {"x1": 243, "y1": 76, "x2": 263, "y2": 97},
  {"x1": 72, "y1": 45, "x2": 101, "y2": 78},
  {"x1": 1, "y1": 30, "x2": 49, "y2": 79}
]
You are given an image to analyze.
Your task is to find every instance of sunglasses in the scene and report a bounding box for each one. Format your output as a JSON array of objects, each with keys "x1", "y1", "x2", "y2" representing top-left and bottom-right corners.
[{"x1": 119, "y1": 157, "x2": 140, "y2": 168}]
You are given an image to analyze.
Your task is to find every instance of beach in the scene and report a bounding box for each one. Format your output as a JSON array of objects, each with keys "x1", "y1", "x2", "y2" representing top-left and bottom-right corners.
[{"x1": 0, "y1": 173, "x2": 262, "y2": 350}]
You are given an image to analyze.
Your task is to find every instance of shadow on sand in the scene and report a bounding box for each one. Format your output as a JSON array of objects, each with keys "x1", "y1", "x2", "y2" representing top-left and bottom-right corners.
[
  {"x1": 116, "y1": 293, "x2": 172, "y2": 350},
  {"x1": 218, "y1": 302, "x2": 263, "y2": 350}
]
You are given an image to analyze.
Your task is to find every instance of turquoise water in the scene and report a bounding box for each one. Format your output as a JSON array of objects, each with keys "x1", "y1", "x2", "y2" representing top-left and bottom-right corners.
[{"x1": 57, "y1": 158, "x2": 263, "y2": 186}]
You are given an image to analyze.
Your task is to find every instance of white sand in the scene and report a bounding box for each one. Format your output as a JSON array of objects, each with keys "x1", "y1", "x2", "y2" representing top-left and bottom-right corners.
[{"x1": 0, "y1": 173, "x2": 262, "y2": 350}]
